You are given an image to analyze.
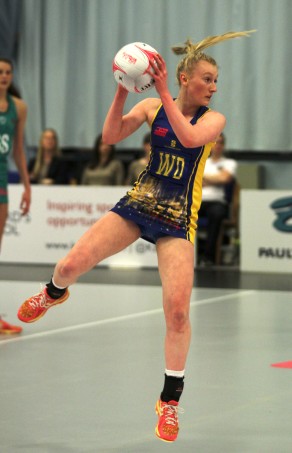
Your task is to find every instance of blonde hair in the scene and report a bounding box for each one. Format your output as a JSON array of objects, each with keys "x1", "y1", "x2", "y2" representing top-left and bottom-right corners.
[
  {"x1": 172, "y1": 30, "x2": 256, "y2": 85},
  {"x1": 32, "y1": 128, "x2": 61, "y2": 179}
]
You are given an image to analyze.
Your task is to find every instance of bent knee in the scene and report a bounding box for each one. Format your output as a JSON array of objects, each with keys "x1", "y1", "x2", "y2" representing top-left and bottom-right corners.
[{"x1": 57, "y1": 256, "x2": 80, "y2": 280}]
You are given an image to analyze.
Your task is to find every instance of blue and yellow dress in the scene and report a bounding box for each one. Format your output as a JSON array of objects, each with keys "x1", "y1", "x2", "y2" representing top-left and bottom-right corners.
[
  {"x1": 111, "y1": 103, "x2": 214, "y2": 244},
  {"x1": 0, "y1": 95, "x2": 18, "y2": 203}
]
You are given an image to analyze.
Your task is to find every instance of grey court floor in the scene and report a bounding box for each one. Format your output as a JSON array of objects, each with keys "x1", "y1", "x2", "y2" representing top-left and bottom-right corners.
[{"x1": 0, "y1": 266, "x2": 292, "y2": 453}]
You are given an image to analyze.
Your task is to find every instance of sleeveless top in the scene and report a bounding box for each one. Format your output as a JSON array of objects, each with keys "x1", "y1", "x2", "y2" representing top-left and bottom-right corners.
[
  {"x1": 0, "y1": 95, "x2": 18, "y2": 190},
  {"x1": 112, "y1": 102, "x2": 214, "y2": 244}
]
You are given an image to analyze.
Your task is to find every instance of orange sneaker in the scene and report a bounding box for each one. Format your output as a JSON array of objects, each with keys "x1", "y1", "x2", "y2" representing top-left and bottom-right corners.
[
  {"x1": 0, "y1": 316, "x2": 23, "y2": 334},
  {"x1": 17, "y1": 287, "x2": 69, "y2": 323},
  {"x1": 155, "y1": 399, "x2": 183, "y2": 442}
]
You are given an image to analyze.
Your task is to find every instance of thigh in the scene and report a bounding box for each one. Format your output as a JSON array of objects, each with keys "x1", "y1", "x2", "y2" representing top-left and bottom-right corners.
[
  {"x1": 156, "y1": 236, "x2": 194, "y2": 311},
  {"x1": 64, "y1": 211, "x2": 141, "y2": 269},
  {"x1": 0, "y1": 203, "x2": 8, "y2": 248}
]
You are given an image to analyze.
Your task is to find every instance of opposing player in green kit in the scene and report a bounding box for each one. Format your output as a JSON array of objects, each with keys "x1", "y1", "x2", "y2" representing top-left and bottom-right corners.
[{"x1": 0, "y1": 57, "x2": 31, "y2": 334}]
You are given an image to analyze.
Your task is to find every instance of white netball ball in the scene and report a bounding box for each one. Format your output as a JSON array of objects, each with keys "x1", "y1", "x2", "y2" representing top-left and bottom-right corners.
[{"x1": 112, "y1": 42, "x2": 158, "y2": 93}]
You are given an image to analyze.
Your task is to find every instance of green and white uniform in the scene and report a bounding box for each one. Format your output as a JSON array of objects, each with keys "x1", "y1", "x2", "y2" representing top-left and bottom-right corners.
[{"x1": 0, "y1": 95, "x2": 17, "y2": 203}]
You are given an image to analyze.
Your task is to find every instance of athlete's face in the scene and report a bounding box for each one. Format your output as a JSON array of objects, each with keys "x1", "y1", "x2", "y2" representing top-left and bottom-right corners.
[
  {"x1": 183, "y1": 60, "x2": 218, "y2": 106},
  {"x1": 0, "y1": 61, "x2": 13, "y2": 92}
]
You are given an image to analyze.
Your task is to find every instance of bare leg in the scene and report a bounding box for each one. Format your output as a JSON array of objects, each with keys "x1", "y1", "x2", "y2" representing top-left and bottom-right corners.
[
  {"x1": 0, "y1": 203, "x2": 8, "y2": 252},
  {"x1": 156, "y1": 236, "x2": 194, "y2": 371},
  {"x1": 53, "y1": 212, "x2": 141, "y2": 287},
  {"x1": 0, "y1": 204, "x2": 22, "y2": 330}
]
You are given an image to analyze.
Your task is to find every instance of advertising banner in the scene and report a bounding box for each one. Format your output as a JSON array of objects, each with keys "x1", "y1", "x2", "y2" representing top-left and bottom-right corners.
[
  {"x1": 2, "y1": 185, "x2": 158, "y2": 267},
  {"x1": 240, "y1": 190, "x2": 292, "y2": 273}
]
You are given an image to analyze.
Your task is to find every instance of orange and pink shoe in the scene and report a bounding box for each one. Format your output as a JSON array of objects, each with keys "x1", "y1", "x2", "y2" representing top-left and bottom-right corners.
[
  {"x1": 17, "y1": 287, "x2": 69, "y2": 323},
  {"x1": 0, "y1": 316, "x2": 23, "y2": 334},
  {"x1": 155, "y1": 399, "x2": 183, "y2": 442}
]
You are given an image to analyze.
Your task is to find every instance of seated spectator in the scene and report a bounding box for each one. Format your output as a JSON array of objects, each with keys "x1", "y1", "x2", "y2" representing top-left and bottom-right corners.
[
  {"x1": 198, "y1": 133, "x2": 237, "y2": 266},
  {"x1": 29, "y1": 128, "x2": 66, "y2": 184},
  {"x1": 81, "y1": 134, "x2": 124, "y2": 185},
  {"x1": 125, "y1": 132, "x2": 151, "y2": 185}
]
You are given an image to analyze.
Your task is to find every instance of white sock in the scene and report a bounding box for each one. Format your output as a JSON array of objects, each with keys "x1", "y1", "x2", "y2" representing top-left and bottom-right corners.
[
  {"x1": 165, "y1": 369, "x2": 185, "y2": 378},
  {"x1": 52, "y1": 276, "x2": 66, "y2": 290}
]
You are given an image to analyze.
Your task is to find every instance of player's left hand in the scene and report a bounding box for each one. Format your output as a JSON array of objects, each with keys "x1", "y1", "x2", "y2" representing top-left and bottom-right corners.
[
  {"x1": 20, "y1": 188, "x2": 31, "y2": 216},
  {"x1": 147, "y1": 54, "x2": 169, "y2": 97}
]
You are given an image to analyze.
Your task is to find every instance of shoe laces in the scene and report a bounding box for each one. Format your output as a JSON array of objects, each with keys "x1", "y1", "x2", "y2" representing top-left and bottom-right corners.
[
  {"x1": 163, "y1": 403, "x2": 184, "y2": 426},
  {"x1": 28, "y1": 285, "x2": 52, "y2": 310}
]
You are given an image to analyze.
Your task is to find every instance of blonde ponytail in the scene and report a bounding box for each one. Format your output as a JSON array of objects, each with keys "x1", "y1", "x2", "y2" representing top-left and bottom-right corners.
[{"x1": 172, "y1": 30, "x2": 256, "y2": 84}]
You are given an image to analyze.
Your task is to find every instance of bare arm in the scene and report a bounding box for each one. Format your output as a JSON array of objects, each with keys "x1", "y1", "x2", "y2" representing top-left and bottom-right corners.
[
  {"x1": 102, "y1": 84, "x2": 160, "y2": 144},
  {"x1": 148, "y1": 55, "x2": 226, "y2": 147},
  {"x1": 161, "y1": 96, "x2": 226, "y2": 147},
  {"x1": 12, "y1": 97, "x2": 31, "y2": 215}
]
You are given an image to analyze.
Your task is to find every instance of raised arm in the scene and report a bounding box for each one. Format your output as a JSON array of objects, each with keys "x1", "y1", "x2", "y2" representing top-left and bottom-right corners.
[
  {"x1": 102, "y1": 84, "x2": 159, "y2": 144},
  {"x1": 148, "y1": 54, "x2": 226, "y2": 147}
]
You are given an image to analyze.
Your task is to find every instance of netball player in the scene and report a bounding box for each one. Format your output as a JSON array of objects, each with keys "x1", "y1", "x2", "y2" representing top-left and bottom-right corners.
[
  {"x1": 18, "y1": 31, "x2": 254, "y2": 441},
  {"x1": 0, "y1": 58, "x2": 31, "y2": 334}
]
